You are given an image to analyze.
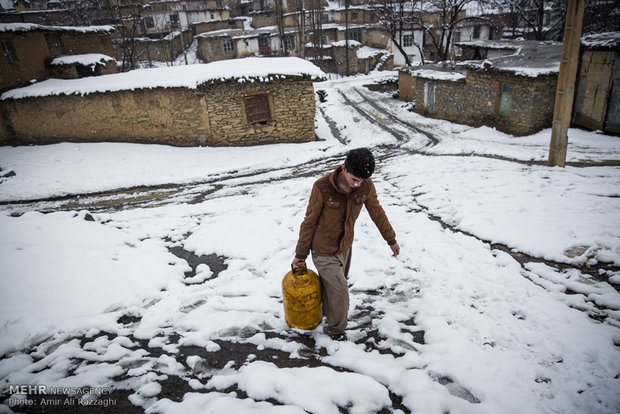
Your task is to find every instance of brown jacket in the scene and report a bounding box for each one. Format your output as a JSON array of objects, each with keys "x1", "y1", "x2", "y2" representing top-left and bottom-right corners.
[{"x1": 295, "y1": 166, "x2": 397, "y2": 259}]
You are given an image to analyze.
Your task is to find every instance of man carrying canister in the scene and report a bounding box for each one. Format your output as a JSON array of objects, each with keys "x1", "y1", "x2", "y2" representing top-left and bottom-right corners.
[{"x1": 292, "y1": 148, "x2": 400, "y2": 341}]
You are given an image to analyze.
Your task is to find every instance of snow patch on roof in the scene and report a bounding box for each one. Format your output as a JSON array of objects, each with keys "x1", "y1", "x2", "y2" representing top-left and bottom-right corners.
[
  {"x1": 0, "y1": 23, "x2": 115, "y2": 34},
  {"x1": 331, "y1": 40, "x2": 362, "y2": 47},
  {"x1": 1, "y1": 57, "x2": 326, "y2": 101},
  {"x1": 50, "y1": 54, "x2": 116, "y2": 67},
  {"x1": 357, "y1": 46, "x2": 388, "y2": 59},
  {"x1": 408, "y1": 69, "x2": 466, "y2": 82},
  {"x1": 581, "y1": 31, "x2": 620, "y2": 48}
]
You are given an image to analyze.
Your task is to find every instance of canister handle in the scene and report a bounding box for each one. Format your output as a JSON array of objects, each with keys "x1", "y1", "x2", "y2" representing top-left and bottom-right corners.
[{"x1": 292, "y1": 261, "x2": 307, "y2": 277}]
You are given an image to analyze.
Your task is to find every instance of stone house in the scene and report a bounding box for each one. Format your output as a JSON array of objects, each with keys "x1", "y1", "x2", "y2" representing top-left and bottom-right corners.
[
  {"x1": 133, "y1": 28, "x2": 194, "y2": 64},
  {"x1": 141, "y1": 0, "x2": 230, "y2": 35},
  {"x1": 573, "y1": 32, "x2": 619, "y2": 135},
  {"x1": 0, "y1": 57, "x2": 326, "y2": 146},
  {"x1": 0, "y1": 22, "x2": 116, "y2": 92},
  {"x1": 193, "y1": 18, "x2": 245, "y2": 35},
  {"x1": 196, "y1": 27, "x2": 299, "y2": 62},
  {"x1": 455, "y1": 41, "x2": 520, "y2": 61},
  {"x1": 398, "y1": 42, "x2": 561, "y2": 136}
]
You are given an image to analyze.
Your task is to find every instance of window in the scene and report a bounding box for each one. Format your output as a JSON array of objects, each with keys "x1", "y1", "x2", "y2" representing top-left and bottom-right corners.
[
  {"x1": 143, "y1": 16, "x2": 155, "y2": 29},
  {"x1": 170, "y1": 14, "x2": 179, "y2": 28},
  {"x1": 2, "y1": 40, "x2": 17, "y2": 64},
  {"x1": 258, "y1": 36, "x2": 269, "y2": 50},
  {"x1": 347, "y1": 29, "x2": 361, "y2": 42},
  {"x1": 351, "y1": 12, "x2": 358, "y2": 21},
  {"x1": 245, "y1": 94, "x2": 271, "y2": 124},
  {"x1": 499, "y1": 82, "x2": 513, "y2": 117},
  {"x1": 403, "y1": 34, "x2": 413, "y2": 47},
  {"x1": 473, "y1": 25, "x2": 481, "y2": 39},
  {"x1": 44, "y1": 34, "x2": 62, "y2": 57},
  {"x1": 424, "y1": 81, "x2": 435, "y2": 115},
  {"x1": 321, "y1": 35, "x2": 327, "y2": 45},
  {"x1": 284, "y1": 34, "x2": 296, "y2": 51},
  {"x1": 454, "y1": 30, "x2": 461, "y2": 43},
  {"x1": 321, "y1": 13, "x2": 328, "y2": 24},
  {"x1": 222, "y1": 38, "x2": 234, "y2": 52}
]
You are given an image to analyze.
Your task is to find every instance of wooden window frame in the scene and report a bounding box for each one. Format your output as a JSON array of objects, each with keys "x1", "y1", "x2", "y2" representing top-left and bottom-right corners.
[
  {"x1": 244, "y1": 93, "x2": 272, "y2": 124},
  {"x1": 499, "y1": 82, "x2": 513, "y2": 117},
  {"x1": 143, "y1": 16, "x2": 155, "y2": 29},
  {"x1": 222, "y1": 38, "x2": 234, "y2": 53},
  {"x1": 403, "y1": 34, "x2": 413, "y2": 47},
  {"x1": 2, "y1": 40, "x2": 17, "y2": 64}
]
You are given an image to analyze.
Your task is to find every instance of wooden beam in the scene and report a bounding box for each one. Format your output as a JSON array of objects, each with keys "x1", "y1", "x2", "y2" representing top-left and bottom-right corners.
[{"x1": 548, "y1": 0, "x2": 585, "y2": 167}]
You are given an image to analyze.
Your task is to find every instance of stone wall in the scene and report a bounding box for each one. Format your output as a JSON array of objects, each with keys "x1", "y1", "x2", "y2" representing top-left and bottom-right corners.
[
  {"x1": 196, "y1": 35, "x2": 237, "y2": 62},
  {"x1": 1, "y1": 78, "x2": 318, "y2": 146},
  {"x1": 399, "y1": 68, "x2": 557, "y2": 136}
]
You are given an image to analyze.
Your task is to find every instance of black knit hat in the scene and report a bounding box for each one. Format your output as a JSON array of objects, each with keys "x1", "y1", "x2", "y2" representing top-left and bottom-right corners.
[{"x1": 344, "y1": 148, "x2": 375, "y2": 179}]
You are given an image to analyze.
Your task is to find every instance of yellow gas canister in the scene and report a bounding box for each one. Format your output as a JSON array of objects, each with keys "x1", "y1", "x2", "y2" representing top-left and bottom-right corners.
[{"x1": 282, "y1": 262, "x2": 322, "y2": 330}]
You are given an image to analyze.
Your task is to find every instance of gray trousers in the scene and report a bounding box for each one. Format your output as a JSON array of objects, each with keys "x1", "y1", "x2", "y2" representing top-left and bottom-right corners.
[{"x1": 312, "y1": 249, "x2": 352, "y2": 335}]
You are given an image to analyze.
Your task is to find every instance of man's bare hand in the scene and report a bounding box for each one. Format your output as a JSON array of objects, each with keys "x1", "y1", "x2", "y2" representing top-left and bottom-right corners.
[
  {"x1": 390, "y1": 242, "x2": 400, "y2": 257},
  {"x1": 291, "y1": 257, "x2": 305, "y2": 269}
]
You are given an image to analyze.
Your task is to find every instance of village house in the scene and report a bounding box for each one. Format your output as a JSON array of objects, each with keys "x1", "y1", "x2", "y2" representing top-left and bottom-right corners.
[
  {"x1": 0, "y1": 57, "x2": 326, "y2": 146},
  {"x1": 398, "y1": 41, "x2": 561, "y2": 136},
  {"x1": 141, "y1": 0, "x2": 231, "y2": 36},
  {"x1": 133, "y1": 28, "x2": 195, "y2": 65},
  {"x1": 0, "y1": 22, "x2": 117, "y2": 92},
  {"x1": 573, "y1": 31, "x2": 619, "y2": 135}
]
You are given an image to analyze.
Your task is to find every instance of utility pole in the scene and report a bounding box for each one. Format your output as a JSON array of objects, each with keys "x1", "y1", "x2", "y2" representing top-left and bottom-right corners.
[
  {"x1": 344, "y1": 0, "x2": 350, "y2": 76},
  {"x1": 548, "y1": 0, "x2": 585, "y2": 167}
]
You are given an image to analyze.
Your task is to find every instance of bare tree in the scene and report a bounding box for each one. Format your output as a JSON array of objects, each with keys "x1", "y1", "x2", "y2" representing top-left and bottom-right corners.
[
  {"x1": 370, "y1": 0, "x2": 419, "y2": 66},
  {"x1": 417, "y1": 0, "x2": 483, "y2": 62},
  {"x1": 581, "y1": 0, "x2": 620, "y2": 35},
  {"x1": 292, "y1": 0, "x2": 306, "y2": 58},
  {"x1": 274, "y1": 0, "x2": 287, "y2": 54},
  {"x1": 105, "y1": 0, "x2": 145, "y2": 71},
  {"x1": 488, "y1": 0, "x2": 566, "y2": 40}
]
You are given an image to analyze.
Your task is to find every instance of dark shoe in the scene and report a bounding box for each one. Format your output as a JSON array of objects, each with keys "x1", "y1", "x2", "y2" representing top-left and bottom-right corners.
[{"x1": 330, "y1": 332, "x2": 347, "y2": 341}]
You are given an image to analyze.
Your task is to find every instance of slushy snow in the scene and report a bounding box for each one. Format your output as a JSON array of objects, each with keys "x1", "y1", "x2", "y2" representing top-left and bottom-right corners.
[{"x1": 0, "y1": 68, "x2": 618, "y2": 414}]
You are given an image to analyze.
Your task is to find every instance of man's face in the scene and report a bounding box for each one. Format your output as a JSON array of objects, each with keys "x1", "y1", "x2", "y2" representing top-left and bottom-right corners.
[{"x1": 342, "y1": 166, "x2": 364, "y2": 189}]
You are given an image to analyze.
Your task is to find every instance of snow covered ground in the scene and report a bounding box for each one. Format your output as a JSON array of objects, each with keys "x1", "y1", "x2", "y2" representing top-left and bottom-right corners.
[{"x1": 0, "y1": 71, "x2": 619, "y2": 414}]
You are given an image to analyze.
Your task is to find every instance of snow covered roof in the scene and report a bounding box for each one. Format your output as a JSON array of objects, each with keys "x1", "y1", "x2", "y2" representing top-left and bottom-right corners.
[
  {"x1": 50, "y1": 54, "x2": 116, "y2": 67},
  {"x1": 458, "y1": 41, "x2": 562, "y2": 77},
  {"x1": 456, "y1": 40, "x2": 521, "y2": 51},
  {"x1": 407, "y1": 69, "x2": 467, "y2": 82},
  {"x1": 1, "y1": 57, "x2": 326, "y2": 101},
  {"x1": 196, "y1": 26, "x2": 297, "y2": 39},
  {"x1": 581, "y1": 31, "x2": 620, "y2": 49},
  {"x1": 0, "y1": 22, "x2": 115, "y2": 34}
]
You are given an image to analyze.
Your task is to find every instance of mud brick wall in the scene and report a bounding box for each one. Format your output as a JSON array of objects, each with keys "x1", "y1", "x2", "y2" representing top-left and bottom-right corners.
[
  {"x1": 194, "y1": 19, "x2": 244, "y2": 35},
  {"x1": 399, "y1": 68, "x2": 557, "y2": 136},
  {"x1": 58, "y1": 33, "x2": 115, "y2": 57},
  {"x1": 1, "y1": 79, "x2": 318, "y2": 146},
  {"x1": 132, "y1": 30, "x2": 194, "y2": 63},
  {"x1": 0, "y1": 31, "x2": 50, "y2": 92}
]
